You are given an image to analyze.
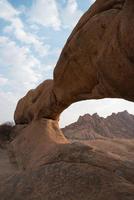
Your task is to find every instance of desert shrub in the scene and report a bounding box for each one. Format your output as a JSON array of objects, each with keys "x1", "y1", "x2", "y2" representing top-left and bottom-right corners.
[{"x1": 0, "y1": 122, "x2": 14, "y2": 142}]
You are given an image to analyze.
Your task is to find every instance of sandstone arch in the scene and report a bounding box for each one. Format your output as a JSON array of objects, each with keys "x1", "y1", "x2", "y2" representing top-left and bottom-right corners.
[{"x1": 14, "y1": 0, "x2": 134, "y2": 125}]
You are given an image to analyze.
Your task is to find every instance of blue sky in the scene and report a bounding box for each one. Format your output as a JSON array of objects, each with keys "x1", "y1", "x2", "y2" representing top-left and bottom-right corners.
[{"x1": 0, "y1": 0, "x2": 134, "y2": 127}]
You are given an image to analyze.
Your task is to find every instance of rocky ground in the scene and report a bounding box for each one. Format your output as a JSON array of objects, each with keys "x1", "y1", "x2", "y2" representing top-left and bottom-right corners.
[
  {"x1": 0, "y1": 140, "x2": 134, "y2": 200},
  {"x1": 0, "y1": 114, "x2": 134, "y2": 200}
]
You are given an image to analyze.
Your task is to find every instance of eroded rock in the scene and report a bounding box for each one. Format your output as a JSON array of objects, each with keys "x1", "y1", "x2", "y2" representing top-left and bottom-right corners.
[{"x1": 15, "y1": 0, "x2": 134, "y2": 125}]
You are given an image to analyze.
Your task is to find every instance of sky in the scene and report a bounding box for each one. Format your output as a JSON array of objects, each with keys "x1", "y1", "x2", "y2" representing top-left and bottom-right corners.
[{"x1": 0, "y1": 0, "x2": 134, "y2": 128}]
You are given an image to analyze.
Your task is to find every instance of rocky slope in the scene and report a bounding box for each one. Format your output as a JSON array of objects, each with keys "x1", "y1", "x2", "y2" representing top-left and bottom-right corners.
[
  {"x1": 62, "y1": 111, "x2": 134, "y2": 140},
  {"x1": 1, "y1": 140, "x2": 134, "y2": 200}
]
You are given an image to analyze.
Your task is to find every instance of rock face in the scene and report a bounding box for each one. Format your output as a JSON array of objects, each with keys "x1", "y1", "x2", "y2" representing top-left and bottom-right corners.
[
  {"x1": 9, "y1": 119, "x2": 68, "y2": 170},
  {"x1": 1, "y1": 0, "x2": 134, "y2": 199},
  {"x1": 1, "y1": 140, "x2": 134, "y2": 200},
  {"x1": 62, "y1": 111, "x2": 134, "y2": 140},
  {"x1": 14, "y1": 0, "x2": 134, "y2": 124}
]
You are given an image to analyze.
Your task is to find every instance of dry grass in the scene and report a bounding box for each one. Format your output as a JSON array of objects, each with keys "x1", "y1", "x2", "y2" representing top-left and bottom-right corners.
[{"x1": 0, "y1": 122, "x2": 14, "y2": 144}]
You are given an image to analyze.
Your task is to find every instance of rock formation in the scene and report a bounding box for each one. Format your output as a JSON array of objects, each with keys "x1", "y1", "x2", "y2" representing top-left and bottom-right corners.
[
  {"x1": 1, "y1": 140, "x2": 134, "y2": 200},
  {"x1": 0, "y1": 0, "x2": 134, "y2": 199},
  {"x1": 14, "y1": 0, "x2": 134, "y2": 124},
  {"x1": 63, "y1": 111, "x2": 134, "y2": 140}
]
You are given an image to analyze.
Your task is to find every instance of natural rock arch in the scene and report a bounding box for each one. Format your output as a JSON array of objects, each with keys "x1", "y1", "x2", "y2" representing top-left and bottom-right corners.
[
  {"x1": 12, "y1": 0, "x2": 134, "y2": 167},
  {"x1": 1, "y1": 1, "x2": 134, "y2": 199},
  {"x1": 14, "y1": 0, "x2": 134, "y2": 125}
]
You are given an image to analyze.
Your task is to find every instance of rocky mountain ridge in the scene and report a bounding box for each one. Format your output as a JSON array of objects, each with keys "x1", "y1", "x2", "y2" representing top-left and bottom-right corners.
[{"x1": 62, "y1": 111, "x2": 134, "y2": 140}]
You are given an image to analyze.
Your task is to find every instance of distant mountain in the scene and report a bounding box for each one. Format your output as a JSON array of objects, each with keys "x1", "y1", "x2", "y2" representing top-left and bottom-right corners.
[{"x1": 62, "y1": 111, "x2": 134, "y2": 140}]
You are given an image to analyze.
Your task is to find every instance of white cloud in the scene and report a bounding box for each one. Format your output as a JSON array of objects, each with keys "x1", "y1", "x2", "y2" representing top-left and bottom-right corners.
[
  {"x1": 29, "y1": 0, "x2": 61, "y2": 30},
  {"x1": 60, "y1": 0, "x2": 83, "y2": 29},
  {"x1": 0, "y1": 35, "x2": 53, "y2": 123},
  {"x1": 0, "y1": 0, "x2": 49, "y2": 56},
  {"x1": 0, "y1": 36, "x2": 42, "y2": 93},
  {"x1": 4, "y1": 22, "x2": 50, "y2": 56},
  {"x1": 0, "y1": 74, "x2": 8, "y2": 86},
  {"x1": 0, "y1": 0, "x2": 19, "y2": 20},
  {"x1": 4, "y1": 21, "x2": 50, "y2": 56},
  {"x1": 0, "y1": 36, "x2": 45, "y2": 123},
  {"x1": 29, "y1": 0, "x2": 83, "y2": 30},
  {"x1": 0, "y1": 91, "x2": 17, "y2": 123}
]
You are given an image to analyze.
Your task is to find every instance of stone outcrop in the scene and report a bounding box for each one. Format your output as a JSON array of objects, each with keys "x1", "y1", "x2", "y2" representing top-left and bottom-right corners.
[
  {"x1": 1, "y1": 0, "x2": 134, "y2": 199},
  {"x1": 62, "y1": 111, "x2": 134, "y2": 140},
  {"x1": 1, "y1": 140, "x2": 134, "y2": 200},
  {"x1": 10, "y1": 119, "x2": 68, "y2": 170}
]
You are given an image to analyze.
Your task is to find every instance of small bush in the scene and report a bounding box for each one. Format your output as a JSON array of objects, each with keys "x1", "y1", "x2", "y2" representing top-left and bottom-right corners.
[{"x1": 0, "y1": 122, "x2": 14, "y2": 142}]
